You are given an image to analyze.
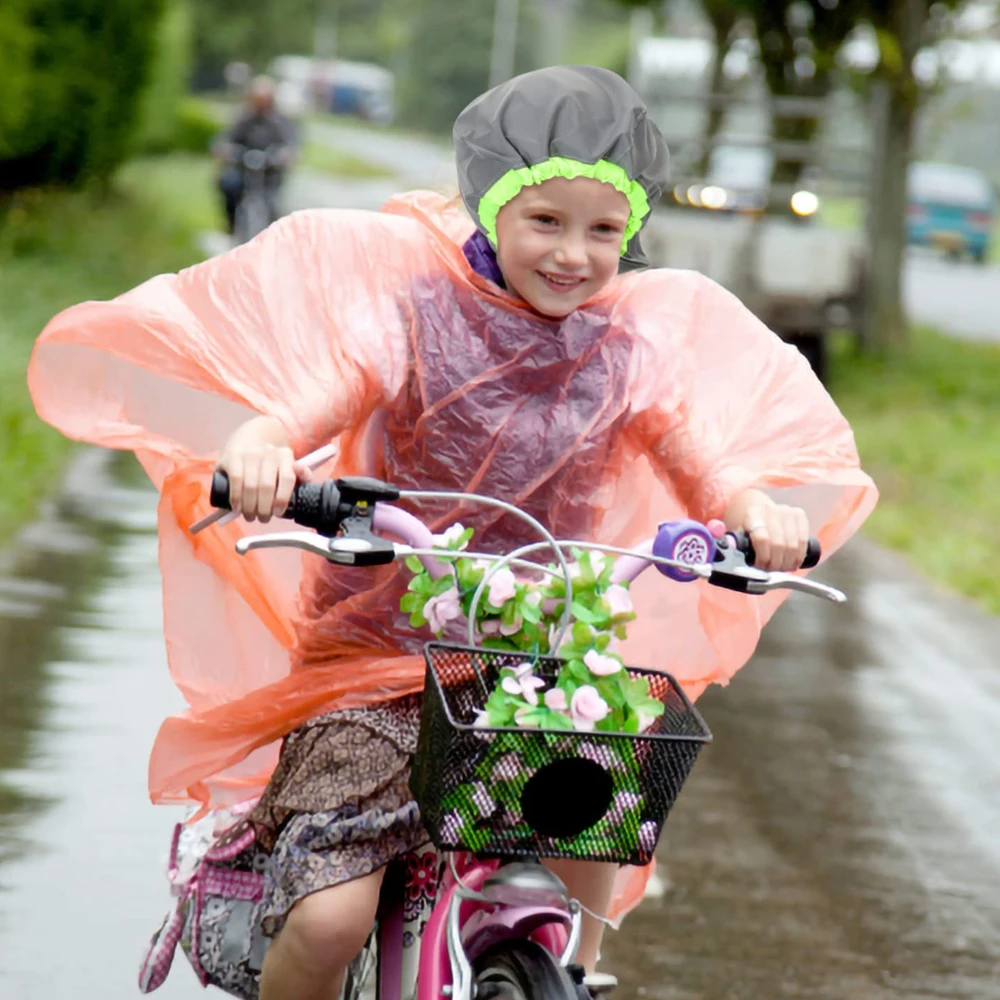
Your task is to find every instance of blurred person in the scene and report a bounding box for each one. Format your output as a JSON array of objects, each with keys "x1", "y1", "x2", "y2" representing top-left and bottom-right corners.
[{"x1": 213, "y1": 76, "x2": 298, "y2": 235}]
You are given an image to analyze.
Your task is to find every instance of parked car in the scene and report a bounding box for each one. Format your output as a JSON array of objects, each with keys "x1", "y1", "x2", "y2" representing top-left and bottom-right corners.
[{"x1": 906, "y1": 161, "x2": 996, "y2": 264}]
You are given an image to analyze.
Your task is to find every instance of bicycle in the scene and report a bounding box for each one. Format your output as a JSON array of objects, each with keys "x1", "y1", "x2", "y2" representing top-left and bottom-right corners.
[
  {"x1": 228, "y1": 145, "x2": 285, "y2": 245},
  {"x1": 194, "y1": 470, "x2": 843, "y2": 1000}
]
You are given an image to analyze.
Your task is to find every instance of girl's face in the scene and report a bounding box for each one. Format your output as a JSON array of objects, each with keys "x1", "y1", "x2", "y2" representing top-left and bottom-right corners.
[{"x1": 494, "y1": 177, "x2": 631, "y2": 318}]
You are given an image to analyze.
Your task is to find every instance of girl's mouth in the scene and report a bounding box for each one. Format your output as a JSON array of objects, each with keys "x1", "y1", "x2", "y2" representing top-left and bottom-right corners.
[{"x1": 537, "y1": 271, "x2": 586, "y2": 293}]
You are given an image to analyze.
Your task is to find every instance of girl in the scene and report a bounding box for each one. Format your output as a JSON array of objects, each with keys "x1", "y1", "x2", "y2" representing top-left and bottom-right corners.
[{"x1": 28, "y1": 66, "x2": 876, "y2": 999}]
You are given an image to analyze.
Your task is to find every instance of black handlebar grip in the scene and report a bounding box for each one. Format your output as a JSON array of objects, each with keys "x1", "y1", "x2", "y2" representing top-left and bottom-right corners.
[
  {"x1": 735, "y1": 532, "x2": 821, "y2": 570},
  {"x1": 210, "y1": 470, "x2": 334, "y2": 531}
]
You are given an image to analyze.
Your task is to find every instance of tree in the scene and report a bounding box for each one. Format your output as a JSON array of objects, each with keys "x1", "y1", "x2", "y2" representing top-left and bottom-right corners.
[
  {"x1": 1, "y1": 0, "x2": 167, "y2": 193},
  {"x1": 397, "y1": 0, "x2": 540, "y2": 134}
]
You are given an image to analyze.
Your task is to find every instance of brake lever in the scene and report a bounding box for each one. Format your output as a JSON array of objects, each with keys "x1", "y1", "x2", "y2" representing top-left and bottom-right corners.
[
  {"x1": 708, "y1": 535, "x2": 846, "y2": 603},
  {"x1": 235, "y1": 532, "x2": 398, "y2": 566},
  {"x1": 742, "y1": 571, "x2": 846, "y2": 603}
]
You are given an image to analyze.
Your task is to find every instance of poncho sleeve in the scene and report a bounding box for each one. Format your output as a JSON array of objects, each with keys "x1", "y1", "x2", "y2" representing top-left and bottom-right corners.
[
  {"x1": 622, "y1": 268, "x2": 876, "y2": 546},
  {"x1": 28, "y1": 207, "x2": 425, "y2": 478},
  {"x1": 27, "y1": 208, "x2": 430, "y2": 812}
]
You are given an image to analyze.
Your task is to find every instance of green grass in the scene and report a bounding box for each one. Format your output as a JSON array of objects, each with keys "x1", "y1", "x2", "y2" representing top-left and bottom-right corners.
[
  {"x1": 0, "y1": 154, "x2": 212, "y2": 545},
  {"x1": 828, "y1": 327, "x2": 1000, "y2": 613},
  {"x1": 299, "y1": 140, "x2": 397, "y2": 179}
]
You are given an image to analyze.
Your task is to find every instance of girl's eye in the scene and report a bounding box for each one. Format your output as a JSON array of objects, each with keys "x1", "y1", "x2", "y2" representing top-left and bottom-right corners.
[
  {"x1": 532, "y1": 214, "x2": 558, "y2": 226},
  {"x1": 593, "y1": 223, "x2": 623, "y2": 236}
]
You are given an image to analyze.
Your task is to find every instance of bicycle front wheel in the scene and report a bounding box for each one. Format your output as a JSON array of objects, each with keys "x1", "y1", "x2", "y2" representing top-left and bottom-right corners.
[{"x1": 473, "y1": 939, "x2": 579, "y2": 1000}]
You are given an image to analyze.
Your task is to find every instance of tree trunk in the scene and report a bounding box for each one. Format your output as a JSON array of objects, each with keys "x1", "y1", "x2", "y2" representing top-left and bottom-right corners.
[
  {"x1": 861, "y1": 0, "x2": 928, "y2": 354},
  {"x1": 694, "y1": 3, "x2": 738, "y2": 176},
  {"x1": 863, "y1": 80, "x2": 915, "y2": 352}
]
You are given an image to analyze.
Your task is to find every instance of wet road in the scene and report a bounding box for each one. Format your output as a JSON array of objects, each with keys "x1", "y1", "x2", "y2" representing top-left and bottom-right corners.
[{"x1": 905, "y1": 252, "x2": 1000, "y2": 342}]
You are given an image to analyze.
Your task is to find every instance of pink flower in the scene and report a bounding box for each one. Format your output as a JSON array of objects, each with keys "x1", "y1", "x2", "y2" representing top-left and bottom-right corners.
[
  {"x1": 604, "y1": 584, "x2": 633, "y2": 619},
  {"x1": 471, "y1": 782, "x2": 494, "y2": 817},
  {"x1": 638, "y1": 820, "x2": 659, "y2": 854},
  {"x1": 637, "y1": 710, "x2": 657, "y2": 733},
  {"x1": 570, "y1": 685, "x2": 610, "y2": 732},
  {"x1": 491, "y1": 753, "x2": 520, "y2": 781},
  {"x1": 584, "y1": 649, "x2": 622, "y2": 677},
  {"x1": 501, "y1": 662, "x2": 546, "y2": 705},
  {"x1": 432, "y1": 522, "x2": 468, "y2": 550},
  {"x1": 590, "y1": 552, "x2": 607, "y2": 574},
  {"x1": 544, "y1": 688, "x2": 569, "y2": 711},
  {"x1": 472, "y1": 709, "x2": 491, "y2": 728},
  {"x1": 499, "y1": 614, "x2": 523, "y2": 636},
  {"x1": 486, "y1": 568, "x2": 517, "y2": 608},
  {"x1": 609, "y1": 791, "x2": 642, "y2": 822},
  {"x1": 524, "y1": 590, "x2": 543, "y2": 608},
  {"x1": 424, "y1": 587, "x2": 462, "y2": 634}
]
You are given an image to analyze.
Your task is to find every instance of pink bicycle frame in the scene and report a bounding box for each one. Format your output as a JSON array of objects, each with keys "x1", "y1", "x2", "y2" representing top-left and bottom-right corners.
[{"x1": 371, "y1": 852, "x2": 575, "y2": 1000}]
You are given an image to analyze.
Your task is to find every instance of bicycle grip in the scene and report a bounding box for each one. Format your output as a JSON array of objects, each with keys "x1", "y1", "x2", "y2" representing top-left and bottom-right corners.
[
  {"x1": 734, "y1": 532, "x2": 821, "y2": 570},
  {"x1": 211, "y1": 469, "x2": 336, "y2": 532}
]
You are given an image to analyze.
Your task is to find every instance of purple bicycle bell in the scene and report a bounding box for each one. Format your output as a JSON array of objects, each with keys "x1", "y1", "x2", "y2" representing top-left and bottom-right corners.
[{"x1": 652, "y1": 519, "x2": 717, "y2": 582}]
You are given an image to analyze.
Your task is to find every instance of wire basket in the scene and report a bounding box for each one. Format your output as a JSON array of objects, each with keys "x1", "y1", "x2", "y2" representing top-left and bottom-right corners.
[{"x1": 409, "y1": 643, "x2": 712, "y2": 866}]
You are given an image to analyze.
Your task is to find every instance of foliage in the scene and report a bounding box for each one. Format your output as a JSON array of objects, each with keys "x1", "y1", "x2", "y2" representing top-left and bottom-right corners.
[
  {"x1": 0, "y1": 0, "x2": 167, "y2": 191},
  {"x1": 401, "y1": 525, "x2": 663, "y2": 734},
  {"x1": 829, "y1": 326, "x2": 1000, "y2": 616},
  {"x1": 170, "y1": 99, "x2": 223, "y2": 155},
  {"x1": 0, "y1": 154, "x2": 212, "y2": 545},
  {"x1": 135, "y1": 1, "x2": 195, "y2": 154}
]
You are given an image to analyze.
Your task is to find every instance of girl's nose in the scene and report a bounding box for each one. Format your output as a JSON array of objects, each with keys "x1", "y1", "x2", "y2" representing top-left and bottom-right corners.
[{"x1": 552, "y1": 231, "x2": 588, "y2": 269}]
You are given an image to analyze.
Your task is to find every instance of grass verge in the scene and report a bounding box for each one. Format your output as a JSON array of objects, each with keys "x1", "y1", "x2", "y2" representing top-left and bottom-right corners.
[
  {"x1": 0, "y1": 154, "x2": 213, "y2": 546},
  {"x1": 828, "y1": 326, "x2": 1000, "y2": 613}
]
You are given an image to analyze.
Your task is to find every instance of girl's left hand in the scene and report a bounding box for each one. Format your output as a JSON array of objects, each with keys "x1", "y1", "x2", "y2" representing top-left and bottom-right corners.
[{"x1": 740, "y1": 501, "x2": 811, "y2": 573}]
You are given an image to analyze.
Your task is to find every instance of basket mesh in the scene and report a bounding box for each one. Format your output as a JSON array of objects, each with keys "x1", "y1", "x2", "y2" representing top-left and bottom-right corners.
[{"x1": 409, "y1": 643, "x2": 712, "y2": 865}]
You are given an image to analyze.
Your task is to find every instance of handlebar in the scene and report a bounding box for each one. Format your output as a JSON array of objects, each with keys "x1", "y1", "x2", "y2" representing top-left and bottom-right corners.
[{"x1": 207, "y1": 470, "x2": 835, "y2": 601}]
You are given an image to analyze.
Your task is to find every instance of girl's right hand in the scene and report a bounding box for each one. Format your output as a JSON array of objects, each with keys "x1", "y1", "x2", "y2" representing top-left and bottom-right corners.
[{"x1": 216, "y1": 417, "x2": 313, "y2": 522}]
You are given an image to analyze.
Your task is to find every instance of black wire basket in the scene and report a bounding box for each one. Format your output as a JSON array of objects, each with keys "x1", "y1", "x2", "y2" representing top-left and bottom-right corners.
[{"x1": 409, "y1": 643, "x2": 713, "y2": 866}]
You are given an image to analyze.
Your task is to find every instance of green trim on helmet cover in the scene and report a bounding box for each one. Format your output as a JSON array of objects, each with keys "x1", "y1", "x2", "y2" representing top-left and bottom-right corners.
[{"x1": 477, "y1": 157, "x2": 650, "y2": 255}]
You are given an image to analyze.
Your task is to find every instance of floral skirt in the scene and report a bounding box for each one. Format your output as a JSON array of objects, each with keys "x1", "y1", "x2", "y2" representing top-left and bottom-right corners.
[{"x1": 249, "y1": 693, "x2": 429, "y2": 936}]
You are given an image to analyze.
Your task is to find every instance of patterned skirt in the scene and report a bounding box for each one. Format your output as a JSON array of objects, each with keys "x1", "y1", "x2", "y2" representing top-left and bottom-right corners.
[{"x1": 248, "y1": 693, "x2": 429, "y2": 936}]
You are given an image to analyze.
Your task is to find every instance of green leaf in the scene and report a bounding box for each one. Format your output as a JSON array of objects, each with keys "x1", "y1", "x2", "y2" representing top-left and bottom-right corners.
[
  {"x1": 638, "y1": 698, "x2": 665, "y2": 719},
  {"x1": 399, "y1": 593, "x2": 420, "y2": 613},
  {"x1": 570, "y1": 602, "x2": 600, "y2": 625},
  {"x1": 405, "y1": 555, "x2": 425, "y2": 574},
  {"x1": 542, "y1": 710, "x2": 574, "y2": 730},
  {"x1": 409, "y1": 610, "x2": 428, "y2": 629},
  {"x1": 520, "y1": 600, "x2": 542, "y2": 624},
  {"x1": 571, "y1": 621, "x2": 594, "y2": 645},
  {"x1": 433, "y1": 575, "x2": 456, "y2": 596}
]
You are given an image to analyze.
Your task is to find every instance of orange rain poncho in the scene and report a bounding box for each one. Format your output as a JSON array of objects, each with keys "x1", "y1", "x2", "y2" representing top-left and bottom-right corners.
[{"x1": 28, "y1": 189, "x2": 876, "y2": 918}]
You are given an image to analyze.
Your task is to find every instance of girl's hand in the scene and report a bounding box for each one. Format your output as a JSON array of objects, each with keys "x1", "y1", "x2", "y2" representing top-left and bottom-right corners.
[
  {"x1": 217, "y1": 416, "x2": 312, "y2": 522},
  {"x1": 724, "y1": 489, "x2": 810, "y2": 573}
]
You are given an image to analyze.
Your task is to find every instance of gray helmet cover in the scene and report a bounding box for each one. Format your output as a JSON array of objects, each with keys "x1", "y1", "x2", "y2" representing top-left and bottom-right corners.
[{"x1": 453, "y1": 65, "x2": 670, "y2": 270}]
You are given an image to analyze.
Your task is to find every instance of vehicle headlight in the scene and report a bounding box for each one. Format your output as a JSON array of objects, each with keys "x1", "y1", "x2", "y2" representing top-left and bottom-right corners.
[
  {"x1": 700, "y1": 185, "x2": 728, "y2": 210},
  {"x1": 687, "y1": 184, "x2": 704, "y2": 207},
  {"x1": 790, "y1": 190, "x2": 820, "y2": 216}
]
